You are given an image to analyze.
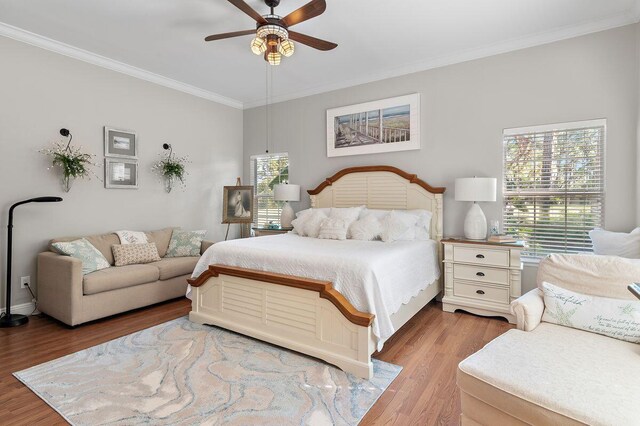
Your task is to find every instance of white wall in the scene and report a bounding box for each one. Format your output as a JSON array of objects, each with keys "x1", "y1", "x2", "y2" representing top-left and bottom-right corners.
[
  {"x1": 0, "y1": 36, "x2": 243, "y2": 309},
  {"x1": 244, "y1": 24, "x2": 640, "y2": 293}
]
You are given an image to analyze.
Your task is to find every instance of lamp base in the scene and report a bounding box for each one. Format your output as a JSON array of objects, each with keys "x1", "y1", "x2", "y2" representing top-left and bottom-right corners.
[
  {"x1": 0, "y1": 313, "x2": 29, "y2": 328},
  {"x1": 280, "y1": 202, "x2": 295, "y2": 228},
  {"x1": 464, "y1": 202, "x2": 488, "y2": 240}
]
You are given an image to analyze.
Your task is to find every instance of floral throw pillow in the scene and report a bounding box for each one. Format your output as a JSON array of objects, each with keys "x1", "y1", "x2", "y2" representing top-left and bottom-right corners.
[
  {"x1": 51, "y1": 238, "x2": 111, "y2": 275},
  {"x1": 165, "y1": 230, "x2": 206, "y2": 257},
  {"x1": 541, "y1": 281, "x2": 640, "y2": 343},
  {"x1": 112, "y1": 243, "x2": 161, "y2": 266}
]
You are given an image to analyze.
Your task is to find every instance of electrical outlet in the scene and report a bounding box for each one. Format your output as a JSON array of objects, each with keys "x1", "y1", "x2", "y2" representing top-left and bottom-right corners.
[{"x1": 20, "y1": 276, "x2": 30, "y2": 289}]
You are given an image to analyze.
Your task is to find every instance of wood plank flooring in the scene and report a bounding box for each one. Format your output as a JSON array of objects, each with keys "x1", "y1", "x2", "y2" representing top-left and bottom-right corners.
[{"x1": 0, "y1": 298, "x2": 513, "y2": 425}]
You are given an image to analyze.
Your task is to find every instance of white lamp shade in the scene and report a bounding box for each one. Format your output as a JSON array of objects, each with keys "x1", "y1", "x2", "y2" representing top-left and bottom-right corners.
[
  {"x1": 455, "y1": 178, "x2": 497, "y2": 202},
  {"x1": 274, "y1": 184, "x2": 300, "y2": 202}
]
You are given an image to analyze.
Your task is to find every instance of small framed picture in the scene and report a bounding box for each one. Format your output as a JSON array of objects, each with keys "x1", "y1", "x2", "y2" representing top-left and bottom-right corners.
[
  {"x1": 222, "y1": 186, "x2": 254, "y2": 223},
  {"x1": 105, "y1": 158, "x2": 138, "y2": 189},
  {"x1": 104, "y1": 127, "x2": 137, "y2": 158}
]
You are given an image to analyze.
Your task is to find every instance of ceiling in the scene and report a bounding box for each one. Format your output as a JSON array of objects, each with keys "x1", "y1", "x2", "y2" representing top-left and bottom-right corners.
[{"x1": 1, "y1": 0, "x2": 639, "y2": 109}]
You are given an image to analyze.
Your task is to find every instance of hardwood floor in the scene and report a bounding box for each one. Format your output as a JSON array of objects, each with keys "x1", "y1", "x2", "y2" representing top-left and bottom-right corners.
[{"x1": 0, "y1": 298, "x2": 513, "y2": 425}]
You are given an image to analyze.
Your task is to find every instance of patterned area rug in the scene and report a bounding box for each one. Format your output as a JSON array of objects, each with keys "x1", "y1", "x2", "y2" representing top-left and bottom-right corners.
[{"x1": 15, "y1": 317, "x2": 401, "y2": 425}]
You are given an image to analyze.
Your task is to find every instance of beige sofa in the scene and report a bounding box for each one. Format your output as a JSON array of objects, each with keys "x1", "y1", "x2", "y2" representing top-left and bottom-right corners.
[
  {"x1": 37, "y1": 228, "x2": 213, "y2": 326},
  {"x1": 457, "y1": 254, "x2": 640, "y2": 425}
]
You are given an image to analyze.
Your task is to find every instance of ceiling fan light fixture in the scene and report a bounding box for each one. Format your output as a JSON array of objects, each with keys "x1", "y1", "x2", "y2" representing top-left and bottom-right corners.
[
  {"x1": 266, "y1": 51, "x2": 282, "y2": 66},
  {"x1": 256, "y1": 24, "x2": 288, "y2": 40},
  {"x1": 250, "y1": 37, "x2": 267, "y2": 55},
  {"x1": 278, "y1": 39, "x2": 295, "y2": 57}
]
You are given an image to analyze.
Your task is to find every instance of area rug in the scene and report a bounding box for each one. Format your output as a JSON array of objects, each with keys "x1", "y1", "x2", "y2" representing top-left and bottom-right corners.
[{"x1": 14, "y1": 317, "x2": 401, "y2": 425}]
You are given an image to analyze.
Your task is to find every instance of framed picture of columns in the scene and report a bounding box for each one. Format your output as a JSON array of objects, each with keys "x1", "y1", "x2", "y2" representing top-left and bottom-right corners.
[{"x1": 326, "y1": 93, "x2": 420, "y2": 157}]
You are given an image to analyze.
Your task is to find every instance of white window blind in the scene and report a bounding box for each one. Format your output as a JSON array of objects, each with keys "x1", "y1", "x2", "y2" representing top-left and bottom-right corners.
[
  {"x1": 503, "y1": 120, "x2": 605, "y2": 259},
  {"x1": 250, "y1": 153, "x2": 289, "y2": 227}
]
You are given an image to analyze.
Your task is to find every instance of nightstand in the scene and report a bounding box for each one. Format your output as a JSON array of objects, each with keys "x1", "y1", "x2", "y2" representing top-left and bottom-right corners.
[
  {"x1": 251, "y1": 226, "x2": 293, "y2": 237},
  {"x1": 441, "y1": 238, "x2": 524, "y2": 323}
]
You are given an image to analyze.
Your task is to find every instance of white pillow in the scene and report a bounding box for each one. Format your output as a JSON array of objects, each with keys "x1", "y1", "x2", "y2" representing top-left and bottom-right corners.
[
  {"x1": 295, "y1": 208, "x2": 330, "y2": 218},
  {"x1": 291, "y1": 216, "x2": 307, "y2": 236},
  {"x1": 348, "y1": 214, "x2": 382, "y2": 241},
  {"x1": 589, "y1": 228, "x2": 640, "y2": 258},
  {"x1": 380, "y1": 211, "x2": 418, "y2": 242},
  {"x1": 541, "y1": 281, "x2": 640, "y2": 343},
  {"x1": 318, "y1": 217, "x2": 349, "y2": 240},
  {"x1": 115, "y1": 230, "x2": 148, "y2": 244},
  {"x1": 304, "y1": 210, "x2": 328, "y2": 238},
  {"x1": 329, "y1": 207, "x2": 363, "y2": 226},
  {"x1": 361, "y1": 208, "x2": 432, "y2": 239}
]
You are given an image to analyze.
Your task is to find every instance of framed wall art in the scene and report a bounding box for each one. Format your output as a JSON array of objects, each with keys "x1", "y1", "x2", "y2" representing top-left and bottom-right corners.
[
  {"x1": 105, "y1": 158, "x2": 139, "y2": 189},
  {"x1": 222, "y1": 185, "x2": 254, "y2": 224},
  {"x1": 104, "y1": 127, "x2": 137, "y2": 158},
  {"x1": 326, "y1": 93, "x2": 420, "y2": 157}
]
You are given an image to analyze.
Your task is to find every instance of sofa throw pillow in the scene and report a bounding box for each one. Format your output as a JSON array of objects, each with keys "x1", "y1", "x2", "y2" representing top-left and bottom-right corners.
[
  {"x1": 589, "y1": 227, "x2": 640, "y2": 258},
  {"x1": 348, "y1": 214, "x2": 382, "y2": 241},
  {"x1": 380, "y1": 211, "x2": 418, "y2": 242},
  {"x1": 541, "y1": 281, "x2": 640, "y2": 343},
  {"x1": 112, "y1": 243, "x2": 161, "y2": 266},
  {"x1": 318, "y1": 217, "x2": 349, "y2": 240},
  {"x1": 51, "y1": 238, "x2": 111, "y2": 275},
  {"x1": 115, "y1": 230, "x2": 148, "y2": 245},
  {"x1": 304, "y1": 210, "x2": 328, "y2": 238},
  {"x1": 165, "y1": 230, "x2": 207, "y2": 257}
]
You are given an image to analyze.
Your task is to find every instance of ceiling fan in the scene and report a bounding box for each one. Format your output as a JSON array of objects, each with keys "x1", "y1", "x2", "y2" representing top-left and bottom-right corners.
[{"x1": 204, "y1": 0, "x2": 337, "y2": 65}]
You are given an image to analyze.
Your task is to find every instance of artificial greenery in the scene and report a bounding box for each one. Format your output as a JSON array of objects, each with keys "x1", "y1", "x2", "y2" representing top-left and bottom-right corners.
[
  {"x1": 152, "y1": 148, "x2": 190, "y2": 191},
  {"x1": 41, "y1": 141, "x2": 98, "y2": 191}
]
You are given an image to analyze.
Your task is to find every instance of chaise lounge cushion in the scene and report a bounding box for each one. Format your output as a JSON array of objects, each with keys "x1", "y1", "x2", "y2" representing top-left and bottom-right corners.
[
  {"x1": 83, "y1": 264, "x2": 160, "y2": 295},
  {"x1": 149, "y1": 257, "x2": 199, "y2": 281},
  {"x1": 458, "y1": 323, "x2": 640, "y2": 425}
]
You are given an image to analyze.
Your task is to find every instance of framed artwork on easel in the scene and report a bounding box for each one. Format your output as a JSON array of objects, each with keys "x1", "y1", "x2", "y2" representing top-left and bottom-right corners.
[{"x1": 222, "y1": 185, "x2": 254, "y2": 224}]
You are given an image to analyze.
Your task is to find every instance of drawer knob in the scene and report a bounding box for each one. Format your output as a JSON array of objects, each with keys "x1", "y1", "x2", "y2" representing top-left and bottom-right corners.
[
  {"x1": 476, "y1": 254, "x2": 485, "y2": 259},
  {"x1": 476, "y1": 272, "x2": 485, "y2": 277},
  {"x1": 476, "y1": 290, "x2": 485, "y2": 295}
]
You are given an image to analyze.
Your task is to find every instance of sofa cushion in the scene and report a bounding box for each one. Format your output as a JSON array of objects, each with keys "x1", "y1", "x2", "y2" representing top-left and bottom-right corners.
[
  {"x1": 145, "y1": 228, "x2": 175, "y2": 258},
  {"x1": 51, "y1": 233, "x2": 120, "y2": 265},
  {"x1": 83, "y1": 264, "x2": 160, "y2": 295},
  {"x1": 149, "y1": 257, "x2": 199, "y2": 281},
  {"x1": 458, "y1": 323, "x2": 640, "y2": 425},
  {"x1": 51, "y1": 238, "x2": 111, "y2": 275},
  {"x1": 165, "y1": 230, "x2": 206, "y2": 257}
]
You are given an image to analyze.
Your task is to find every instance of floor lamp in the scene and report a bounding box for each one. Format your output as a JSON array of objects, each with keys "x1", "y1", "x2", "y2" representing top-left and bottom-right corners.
[{"x1": 0, "y1": 196, "x2": 63, "y2": 328}]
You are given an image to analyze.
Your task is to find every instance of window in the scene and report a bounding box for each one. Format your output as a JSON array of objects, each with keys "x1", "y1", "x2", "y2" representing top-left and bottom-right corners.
[
  {"x1": 503, "y1": 120, "x2": 605, "y2": 259},
  {"x1": 250, "y1": 153, "x2": 289, "y2": 227}
]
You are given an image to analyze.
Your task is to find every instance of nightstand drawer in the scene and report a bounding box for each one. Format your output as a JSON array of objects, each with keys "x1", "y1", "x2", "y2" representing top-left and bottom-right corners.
[
  {"x1": 453, "y1": 246, "x2": 509, "y2": 267},
  {"x1": 454, "y1": 281, "x2": 510, "y2": 305},
  {"x1": 453, "y1": 264, "x2": 509, "y2": 286}
]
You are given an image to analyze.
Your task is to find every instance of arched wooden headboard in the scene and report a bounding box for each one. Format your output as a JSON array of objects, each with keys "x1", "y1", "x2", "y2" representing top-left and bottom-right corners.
[{"x1": 307, "y1": 166, "x2": 445, "y2": 247}]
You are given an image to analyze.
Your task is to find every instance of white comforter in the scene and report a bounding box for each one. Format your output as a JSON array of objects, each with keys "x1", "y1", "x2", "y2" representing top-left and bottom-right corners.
[{"x1": 189, "y1": 234, "x2": 440, "y2": 350}]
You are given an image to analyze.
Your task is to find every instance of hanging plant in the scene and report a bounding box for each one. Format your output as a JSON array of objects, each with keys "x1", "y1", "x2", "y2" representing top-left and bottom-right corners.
[
  {"x1": 152, "y1": 143, "x2": 190, "y2": 192},
  {"x1": 40, "y1": 129, "x2": 100, "y2": 192}
]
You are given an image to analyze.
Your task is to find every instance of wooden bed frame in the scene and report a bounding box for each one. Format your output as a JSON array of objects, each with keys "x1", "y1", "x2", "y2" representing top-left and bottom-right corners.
[{"x1": 188, "y1": 166, "x2": 445, "y2": 378}]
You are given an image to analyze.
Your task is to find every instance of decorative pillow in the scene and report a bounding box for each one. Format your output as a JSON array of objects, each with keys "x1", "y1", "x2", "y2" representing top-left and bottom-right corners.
[
  {"x1": 165, "y1": 230, "x2": 207, "y2": 257},
  {"x1": 329, "y1": 206, "x2": 363, "y2": 227},
  {"x1": 348, "y1": 214, "x2": 382, "y2": 241},
  {"x1": 291, "y1": 216, "x2": 308, "y2": 236},
  {"x1": 318, "y1": 217, "x2": 349, "y2": 240},
  {"x1": 541, "y1": 281, "x2": 640, "y2": 343},
  {"x1": 589, "y1": 228, "x2": 640, "y2": 258},
  {"x1": 380, "y1": 211, "x2": 418, "y2": 242},
  {"x1": 112, "y1": 243, "x2": 161, "y2": 266},
  {"x1": 361, "y1": 208, "x2": 432, "y2": 239},
  {"x1": 115, "y1": 230, "x2": 148, "y2": 245},
  {"x1": 303, "y1": 210, "x2": 328, "y2": 238},
  {"x1": 51, "y1": 238, "x2": 110, "y2": 275}
]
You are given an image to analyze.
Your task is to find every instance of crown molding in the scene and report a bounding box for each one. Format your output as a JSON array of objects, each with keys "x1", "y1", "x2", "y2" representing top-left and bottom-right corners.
[
  {"x1": 0, "y1": 22, "x2": 244, "y2": 109},
  {"x1": 243, "y1": 10, "x2": 640, "y2": 109}
]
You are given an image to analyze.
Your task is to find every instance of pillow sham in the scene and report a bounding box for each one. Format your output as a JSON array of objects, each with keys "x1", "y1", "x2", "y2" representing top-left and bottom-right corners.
[
  {"x1": 112, "y1": 243, "x2": 161, "y2": 266},
  {"x1": 51, "y1": 238, "x2": 110, "y2": 275},
  {"x1": 380, "y1": 211, "x2": 418, "y2": 242},
  {"x1": 304, "y1": 210, "x2": 328, "y2": 238},
  {"x1": 291, "y1": 216, "x2": 307, "y2": 236},
  {"x1": 361, "y1": 208, "x2": 432, "y2": 239},
  {"x1": 329, "y1": 206, "x2": 363, "y2": 227},
  {"x1": 348, "y1": 214, "x2": 382, "y2": 241},
  {"x1": 115, "y1": 230, "x2": 148, "y2": 245},
  {"x1": 165, "y1": 229, "x2": 207, "y2": 257},
  {"x1": 318, "y1": 217, "x2": 349, "y2": 240},
  {"x1": 541, "y1": 281, "x2": 640, "y2": 343},
  {"x1": 589, "y1": 227, "x2": 640, "y2": 258}
]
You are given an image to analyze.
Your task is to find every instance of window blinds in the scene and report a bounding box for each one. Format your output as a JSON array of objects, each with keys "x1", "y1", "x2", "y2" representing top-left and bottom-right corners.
[
  {"x1": 502, "y1": 120, "x2": 605, "y2": 259},
  {"x1": 249, "y1": 153, "x2": 289, "y2": 227}
]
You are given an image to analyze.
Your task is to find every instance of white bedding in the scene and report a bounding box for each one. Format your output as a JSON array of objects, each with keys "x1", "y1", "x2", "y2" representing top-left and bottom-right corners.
[{"x1": 190, "y1": 234, "x2": 440, "y2": 350}]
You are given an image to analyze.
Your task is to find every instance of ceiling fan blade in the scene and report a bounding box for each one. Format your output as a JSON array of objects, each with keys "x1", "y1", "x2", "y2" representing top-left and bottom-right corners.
[
  {"x1": 281, "y1": 0, "x2": 326, "y2": 27},
  {"x1": 227, "y1": 0, "x2": 267, "y2": 24},
  {"x1": 288, "y1": 31, "x2": 337, "y2": 51},
  {"x1": 205, "y1": 29, "x2": 255, "y2": 42}
]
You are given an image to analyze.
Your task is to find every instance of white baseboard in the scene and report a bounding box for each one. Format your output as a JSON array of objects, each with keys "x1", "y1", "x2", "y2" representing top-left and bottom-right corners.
[{"x1": 1, "y1": 301, "x2": 36, "y2": 316}]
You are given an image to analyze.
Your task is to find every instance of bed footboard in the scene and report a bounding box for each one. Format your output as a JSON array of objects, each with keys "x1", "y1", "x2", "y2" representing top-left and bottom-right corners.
[{"x1": 187, "y1": 265, "x2": 376, "y2": 379}]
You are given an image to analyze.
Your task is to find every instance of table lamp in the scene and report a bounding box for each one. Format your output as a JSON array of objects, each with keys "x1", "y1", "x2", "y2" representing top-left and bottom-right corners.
[
  {"x1": 274, "y1": 184, "x2": 300, "y2": 228},
  {"x1": 455, "y1": 177, "x2": 497, "y2": 240},
  {"x1": 1, "y1": 196, "x2": 63, "y2": 327}
]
